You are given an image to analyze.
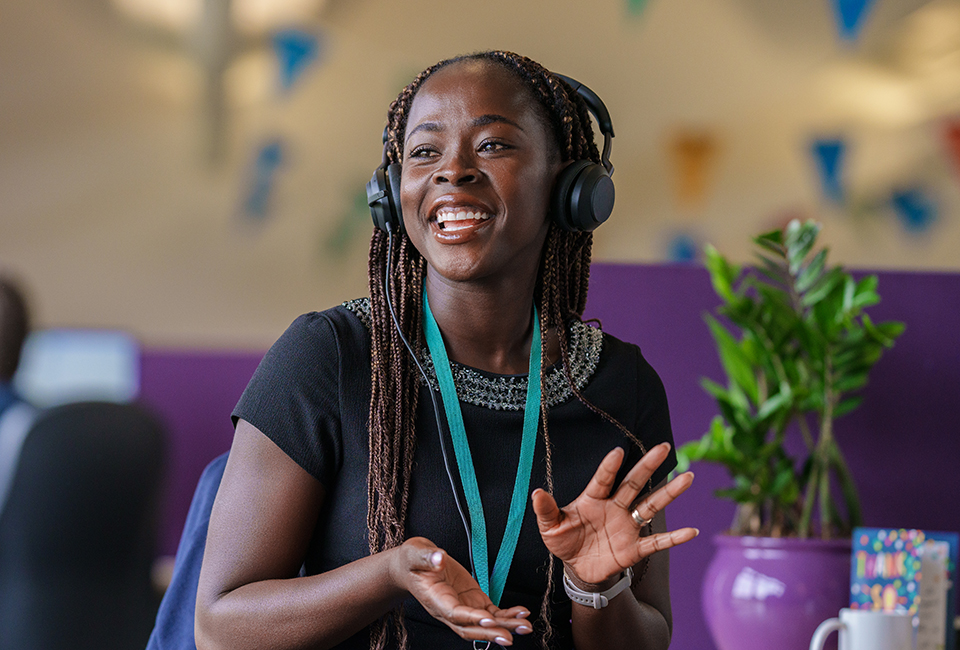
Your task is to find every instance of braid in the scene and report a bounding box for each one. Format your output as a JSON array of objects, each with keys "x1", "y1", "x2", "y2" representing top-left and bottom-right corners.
[{"x1": 365, "y1": 50, "x2": 632, "y2": 650}]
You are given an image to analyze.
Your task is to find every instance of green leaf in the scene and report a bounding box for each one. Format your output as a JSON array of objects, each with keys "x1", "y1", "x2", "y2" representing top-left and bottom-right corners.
[
  {"x1": 802, "y1": 267, "x2": 844, "y2": 307},
  {"x1": 706, "y1": 315, "x2": 760, "y2": 405},
  {"x1": 834, "y1": 396, "x2": 863, "y2": 418},
  {"x1": 796, "y1": 249, "x2": 827, "y2": 292},
  {"x1": 705, "y1": 245, "x2": 740, "y2": 304},
  {"x1": 842, "y1": 274, "x2": 856, "y2": 314},
  {"x1": 771, "y1": 466, "x2": 797, "y2": 498},
  {"x1": 756, "y1": 389, "x2": 793, "y2": 420},
  {"x1": 786, "y1": 221, "x2": 820, "y2": 275},
  {"x1": 834, "y1": 372, "x2": 868, "y2": 393},
  {"x1": 754, "y1": 228, "x2": 785, "y2": 252},
  {"x1": 851, "y1": 275, "x2": 880, "y2": 309}
]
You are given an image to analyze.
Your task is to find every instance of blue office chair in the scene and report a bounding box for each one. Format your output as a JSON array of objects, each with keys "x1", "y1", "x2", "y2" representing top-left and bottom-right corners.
[{"x1": 147, "y1": 451, "x2": 228, "y2": 650}]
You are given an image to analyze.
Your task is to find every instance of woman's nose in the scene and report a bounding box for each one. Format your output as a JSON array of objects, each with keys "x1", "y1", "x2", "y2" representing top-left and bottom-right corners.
[{"x1": 433, "y1": 150, "x2": 478, "y2": 186}]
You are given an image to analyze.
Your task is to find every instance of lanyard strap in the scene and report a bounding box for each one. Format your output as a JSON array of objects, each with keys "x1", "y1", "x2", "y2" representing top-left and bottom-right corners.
[{"x1": 423, "y1": 290, "x2": 541, "y2": 607}]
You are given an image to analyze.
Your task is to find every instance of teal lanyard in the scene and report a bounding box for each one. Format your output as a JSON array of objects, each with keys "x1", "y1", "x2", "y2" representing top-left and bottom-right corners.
[{"x1": 423, "y1": 290, "x2": 541, "y2": 607}]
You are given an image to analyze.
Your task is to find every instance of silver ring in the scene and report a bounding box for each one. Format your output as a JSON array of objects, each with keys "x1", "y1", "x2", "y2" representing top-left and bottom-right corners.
[{"x1": 631, "y1": 507, "x2": 652, "y2": 528}]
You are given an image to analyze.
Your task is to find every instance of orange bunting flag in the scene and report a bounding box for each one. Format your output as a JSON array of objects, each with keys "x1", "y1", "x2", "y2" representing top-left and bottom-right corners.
[
  {"x1": 945, "y1": 120, "x2": 960, "y2": 178},
  {"x1": 670, "y1": 130, "x2": 719, "y2": 211}
]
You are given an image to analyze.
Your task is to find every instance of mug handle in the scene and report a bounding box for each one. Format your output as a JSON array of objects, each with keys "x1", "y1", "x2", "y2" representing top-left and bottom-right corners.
[{"x1": 810, "y1": 617, "x2": 845, "y2": 650}]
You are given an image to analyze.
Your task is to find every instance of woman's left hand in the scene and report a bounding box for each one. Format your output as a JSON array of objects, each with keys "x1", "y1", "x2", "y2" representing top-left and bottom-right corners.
[{"x1": 531, "y1": 442, "x2": 697, "y2": 585}]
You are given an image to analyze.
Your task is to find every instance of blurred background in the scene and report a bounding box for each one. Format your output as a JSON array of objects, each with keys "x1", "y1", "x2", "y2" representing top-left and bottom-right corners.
[
  {"x1": 3, "y1": 0, "x2": 959, "y2": 349},
  {"x1": 2, "y1": 1, "x2": 959, "y2": 648}
]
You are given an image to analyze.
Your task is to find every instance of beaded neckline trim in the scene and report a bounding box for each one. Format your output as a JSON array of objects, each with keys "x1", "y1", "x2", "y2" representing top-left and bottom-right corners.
[{"x1": 342, "y1": 297, "x2": 603, "y2": 411}]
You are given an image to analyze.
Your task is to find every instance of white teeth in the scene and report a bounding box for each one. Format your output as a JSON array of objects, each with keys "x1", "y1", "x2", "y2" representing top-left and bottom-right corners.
[{"x1": 436, "y1": 209, "x2": 492, "y2": 224}]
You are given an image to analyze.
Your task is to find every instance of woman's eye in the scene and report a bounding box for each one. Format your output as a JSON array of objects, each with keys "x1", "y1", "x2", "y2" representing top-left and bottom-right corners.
[
  {"x1": 479, "y1": 140, "x2": 509, "y2": 153},
  {"x1": 408, "y1": 146, "x2": 437, "y2": 159}
]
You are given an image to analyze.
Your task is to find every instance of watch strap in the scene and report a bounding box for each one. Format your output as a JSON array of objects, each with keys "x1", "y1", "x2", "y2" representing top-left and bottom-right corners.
[{"x1": 562, "y1": 566, "x2": 634, "y2": 609}]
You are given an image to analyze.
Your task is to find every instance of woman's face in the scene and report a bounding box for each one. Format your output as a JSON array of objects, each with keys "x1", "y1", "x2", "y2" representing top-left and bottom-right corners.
[{"x1": 399, "y1": 60, "x2": 562, "y2": 286}]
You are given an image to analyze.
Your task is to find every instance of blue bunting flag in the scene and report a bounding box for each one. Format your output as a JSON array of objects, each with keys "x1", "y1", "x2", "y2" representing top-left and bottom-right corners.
[
  {"x1": 831, "y1": 0, "x2": 877, "y2": 42},
  {"x1": 666, "y1": 232, "x2": 699, "y2": 263},
  {"x1": 811, "y1": 138, "x2": 846, "y2": 204},
  {"x1": 273, "y1": 29, "x2": 322, "y2": 93},
  {"x1": 891, "y1": 188, "x2": 937, "y2": 234},
  {"x1": 242, "y1": 139, "x2": 285, "y2": 220}
]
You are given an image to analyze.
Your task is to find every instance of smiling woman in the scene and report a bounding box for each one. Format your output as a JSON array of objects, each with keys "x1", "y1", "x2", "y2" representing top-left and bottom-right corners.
[{"x1": 192, "y1": 50, "x2": 698, "y2": 650}]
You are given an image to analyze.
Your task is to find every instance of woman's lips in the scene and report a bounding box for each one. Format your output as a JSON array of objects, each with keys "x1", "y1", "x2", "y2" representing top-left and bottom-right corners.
[{"x1": 430, "y1": 208, "x2": 493, "y2": 241}]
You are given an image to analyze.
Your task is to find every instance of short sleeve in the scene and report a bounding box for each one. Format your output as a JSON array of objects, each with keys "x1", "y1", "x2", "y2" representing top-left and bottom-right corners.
[
  {"x1": 632, "y1": 344, "x2": 676, "y2": 489},
  {"x1": 602, "y1": 338, "x2": 675, "y2": 490},
  {"x1": 232, "y1": 312, "x2": 345, "y2": 486}
]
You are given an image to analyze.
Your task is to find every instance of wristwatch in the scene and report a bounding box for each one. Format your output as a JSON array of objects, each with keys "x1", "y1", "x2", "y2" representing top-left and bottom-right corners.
[{"x1": 562, "y1": 566, "x2": 634, "y2": 609}]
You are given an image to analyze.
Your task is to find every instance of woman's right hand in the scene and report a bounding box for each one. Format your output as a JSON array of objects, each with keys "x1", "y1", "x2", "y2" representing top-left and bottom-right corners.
[{"x1": 395, "y1": 537, "x2": 533, "y2": 647}]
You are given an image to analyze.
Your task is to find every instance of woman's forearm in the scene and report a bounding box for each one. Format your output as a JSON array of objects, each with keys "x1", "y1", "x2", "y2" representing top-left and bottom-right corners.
[
  {"x1": 571, "y1": 591, "x2": 670, "y2": 650},
  {"x1": 196, "y1": 541, "x2": 411, "y2": 650}
]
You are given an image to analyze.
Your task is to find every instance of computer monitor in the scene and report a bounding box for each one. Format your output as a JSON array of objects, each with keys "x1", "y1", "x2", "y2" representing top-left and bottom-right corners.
[{"x1": 12, "y1": 329, "x2": 140, "y2": 407}]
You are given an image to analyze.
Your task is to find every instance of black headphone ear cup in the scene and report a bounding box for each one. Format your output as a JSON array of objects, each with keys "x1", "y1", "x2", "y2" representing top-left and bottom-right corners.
[
  {"x1": 367, "y1": 162, "x2": 404, "y2": 233},
  {"x1": 552, "y1": 161, "x2": 615, "y2": 232},
  {"x1": 387, "y1": 162, "x2": 403, "y2": 232}
]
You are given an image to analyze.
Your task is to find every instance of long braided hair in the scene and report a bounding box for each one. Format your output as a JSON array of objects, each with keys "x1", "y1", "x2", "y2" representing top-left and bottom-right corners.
[{"x1": 365, "y1": 50, "x2": 645, "y2": 649}]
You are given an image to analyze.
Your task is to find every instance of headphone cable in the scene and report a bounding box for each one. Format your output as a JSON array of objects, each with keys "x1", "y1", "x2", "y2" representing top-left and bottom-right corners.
[{"x1": 383, "y1": 223, "x2": 475, "y2": 576}]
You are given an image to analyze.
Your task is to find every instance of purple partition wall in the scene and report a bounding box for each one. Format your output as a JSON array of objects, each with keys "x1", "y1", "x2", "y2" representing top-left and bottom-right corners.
[
  {"x1": 139, "y1": 351, "x2": 263, "y2": 556},
  {"x1": 138, "y1": 264, "x2": 960, "y2": 650},
  {"x1": 584, "y1": 263, "x2": 960, "y2": 650}
]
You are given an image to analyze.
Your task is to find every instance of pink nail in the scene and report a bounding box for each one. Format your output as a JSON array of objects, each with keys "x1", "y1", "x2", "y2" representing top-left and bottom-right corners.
[{"x1": 479, "y1": 618, "x2": 495, "y2": 627}]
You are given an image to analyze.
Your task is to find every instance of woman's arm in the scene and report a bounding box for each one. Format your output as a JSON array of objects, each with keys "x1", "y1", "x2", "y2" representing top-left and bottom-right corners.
[
  {"x1": 568, "y1": 508, "x2": 673, "y2": 650},
  {"x1": 195, "y1": 419, "x2": 531, "y2": 650},
  {"x1": 531, "y1": 444, "x2": 697, "y2": 650}
]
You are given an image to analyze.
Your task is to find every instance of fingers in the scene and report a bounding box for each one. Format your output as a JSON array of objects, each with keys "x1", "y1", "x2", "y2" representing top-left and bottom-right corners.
[
  {"x1": 637, "y1": 526, "x2": 700, "y2": 557},
  {"x1": 628, "y1": 470, "x2": 695, "y2": 525},
  {"x1": 531, "y1": 488, "x2": 561, "y2": 533},
  {"x1": 407, "y1": 546, "x2": 532, "y2": 646},
  {"x1": 444, "y1": 605, "x2": 532, "y2": 646},
  {"x1": 581, "y1": 447, "x2": 627, "y2": 501},
  {"x1": 611, "y1": 442, "x2": 671, "y2": 510}
]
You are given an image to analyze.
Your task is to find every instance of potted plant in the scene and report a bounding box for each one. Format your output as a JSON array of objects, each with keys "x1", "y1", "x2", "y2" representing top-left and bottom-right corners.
[{"x1": 677, "y1": 219, "x2": 904, "y2": 650}]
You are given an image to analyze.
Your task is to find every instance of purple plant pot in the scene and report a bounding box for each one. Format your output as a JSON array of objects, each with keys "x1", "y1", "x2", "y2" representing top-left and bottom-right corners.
[{"x1": 702, "y1": 535, "x2": 852, "y2": 650}]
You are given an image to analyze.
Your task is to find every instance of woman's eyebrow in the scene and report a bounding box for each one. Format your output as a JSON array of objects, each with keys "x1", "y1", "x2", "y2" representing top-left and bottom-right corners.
[
  {"x1": 406, "y1": 114, "x2": 524, "y2": 143},
  {"x1": 473, "y1": 114, "x2": 524, "y2": 131},
  {"x1": 405, "y1": 121, "x2": 442, "y2": 142}
]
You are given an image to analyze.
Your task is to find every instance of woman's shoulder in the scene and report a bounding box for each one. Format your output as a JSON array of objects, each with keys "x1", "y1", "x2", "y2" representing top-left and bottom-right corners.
[
  {"x1": 595, "y1": 328, "x2": 660, "y2": 381},
  {"x1": 256, "y1": 299, "x2": 372, "y2": 375},
  {"x1": 278, "y1": 298, "x2": 371, "y2": 345}
]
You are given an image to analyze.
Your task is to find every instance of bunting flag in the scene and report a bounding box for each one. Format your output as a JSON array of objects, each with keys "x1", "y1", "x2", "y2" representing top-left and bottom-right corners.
[
  {"x1": 273, "y1": 29, "x2": 322, "y2": 93},
  {"x1": 891, "y1": 188, "x2": 937, "y2": 234},
  {"x1": 944, "y1": 120, "x2": 960, "y2": 177},
  {"x1": 626, "y1": 0, "x2": 650, "y2": 15},
  {"x1": 811, "y1": 138, "x2": 846, "y2": 204},
  {"x1": 831, "y1": 0, "x2": 877, "y2": 42},
  {"x1": 666, "y1": 232, "x2": 700, "y2": 263},
  {"x1": 241, "y1": 139, "x2": 285, "y2": 220},
  {"x1": 671, "y1": 130, "x2": 719, "y2": 210}
]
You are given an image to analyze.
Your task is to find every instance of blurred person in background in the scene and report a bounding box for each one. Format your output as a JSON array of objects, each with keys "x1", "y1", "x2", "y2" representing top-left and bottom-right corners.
[
  {"x1": 0, "y1": 274, "x2": 35, "y2": 518},
  {"x1": 0, "y1": 275, "x2": 30, "y2": 419}
]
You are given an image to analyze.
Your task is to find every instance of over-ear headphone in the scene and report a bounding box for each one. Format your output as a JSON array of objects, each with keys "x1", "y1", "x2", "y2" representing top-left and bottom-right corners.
[{"x1": 366, "y1": 72, "x2": 615, "y2": 234}]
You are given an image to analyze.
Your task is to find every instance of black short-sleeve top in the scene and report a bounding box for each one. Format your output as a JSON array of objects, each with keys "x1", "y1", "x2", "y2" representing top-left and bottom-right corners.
[{"x1": 233, "y1": 298, "x2": 676, "y2": 649}]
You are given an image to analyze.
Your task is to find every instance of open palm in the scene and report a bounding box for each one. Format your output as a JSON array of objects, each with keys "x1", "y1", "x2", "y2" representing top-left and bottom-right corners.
[
  {"x1": 402, "y1": 541, "x2": 531, "y2": 644},
  {"x1": 531, "y1": 443, "x2": 697, "y2": 585}
]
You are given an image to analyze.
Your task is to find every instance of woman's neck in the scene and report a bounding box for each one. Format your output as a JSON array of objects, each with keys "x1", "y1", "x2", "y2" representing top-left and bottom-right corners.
[{"x1": 424, "y1": 271, "x2": 558, "y2": 375}]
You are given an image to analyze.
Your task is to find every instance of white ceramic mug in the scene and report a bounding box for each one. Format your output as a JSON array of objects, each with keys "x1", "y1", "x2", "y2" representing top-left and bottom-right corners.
[{"x1": 810, "y1": 608, "x2": 914, "y2": 650}]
